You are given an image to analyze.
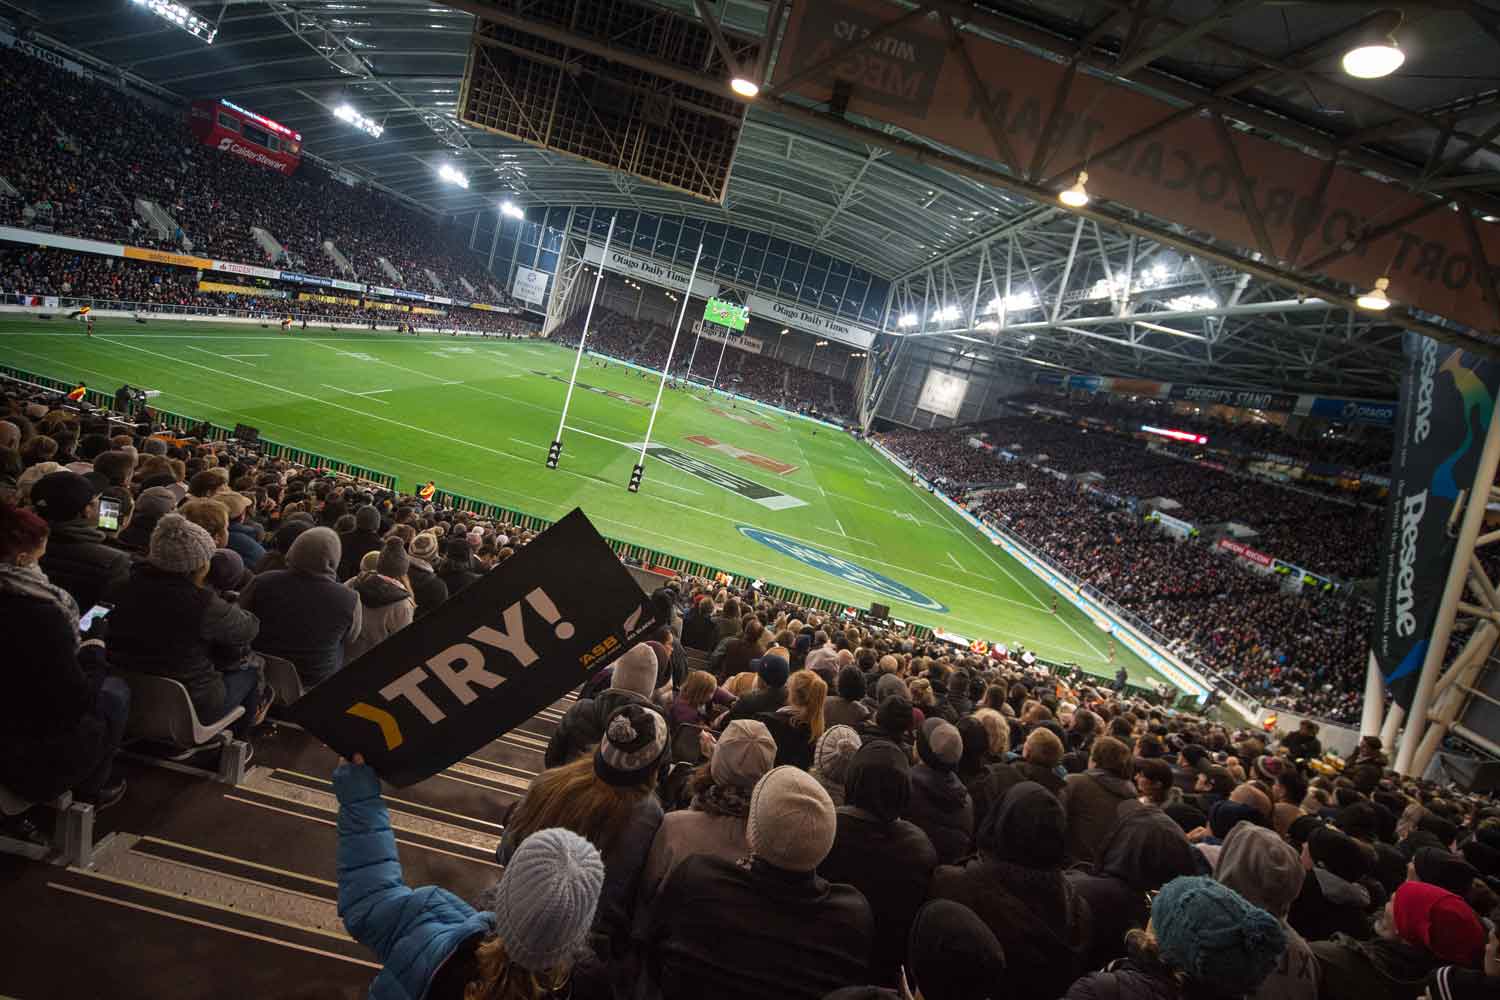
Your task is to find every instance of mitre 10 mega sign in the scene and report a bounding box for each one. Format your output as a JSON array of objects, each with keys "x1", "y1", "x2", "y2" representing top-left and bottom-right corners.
[{"x1": 290, "y1": 509, "x2": 659, "y2": 786}]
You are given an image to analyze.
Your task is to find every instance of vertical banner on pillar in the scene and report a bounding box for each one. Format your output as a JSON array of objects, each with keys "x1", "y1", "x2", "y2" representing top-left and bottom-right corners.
[{"x1": 1373, "y1": 332, "x2": 1500, "y2": 707}]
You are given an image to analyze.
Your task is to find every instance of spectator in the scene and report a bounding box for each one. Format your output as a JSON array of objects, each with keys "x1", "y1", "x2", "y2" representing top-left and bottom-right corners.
[
  {"x1": 907, "y1": 718, "x2": 975, "y2": 864},
  {"x1": 108, "y1": 513, "x2": 268, "y2": 739},
  {"x1": 337, "y1": 505, "x2": 383, "y2": 581},
  {"x1": 545, "y1": 642, "x2": 658, "y2": 768},
  {"x1": 819, "y1": 740, "x2": 938, "y2": 987},
  {"x1": 637, "y1": 718, "x2": 776, "y2": 903},
  {"x1": 972, "y1": 724, "x2": 1066, "y2": 822},
  {"x1": 809, "y1": 724, "x2": 861, "y2": 807},
  {"x1": 218, "y1": 492, "x2": 265, "y2": 569},
  {"x1": 663, "y1": 668, "x2": 731, "y2": 728},
  {"x1": 111, "y1": 485, "x2": 175, "y2": 554},
  {"x1": 724, "y1": 651, "x2": 790, "y2": 722},
  {"x1": 436, "y1": 534, "x2": 482, "y2": 596},
  {"x1": 642, "y1": 766, "x2": 874, "y2": 1000},
  {"x1": 1061, "y1": 735, "x2": 1140, "y2": 864},
  {"x1": 1312, "y1": 881, "x2": 1485, "y2": 1000},
  {"x1": 501, "y1": 703, "x2": 667, "y2": 966},
  {"x1": 765, "y1": 668, "x2": 827, "y2": 769},
  {"x1": 238, "y1": 526, "x2": 361, "y2": 687},
  {"x1": 1216, "y1": 824, "x2": 1319, "y2": 1000},
  {"x1": 406, "y1": 531, "x2": 448, "y2": 617},
  {"x1": 0, "y1": 502, "x2": 129, "y2": 812},
  {"x1": 931, "y1": 781, "x2": 1091, "y2": 998},
  {"x1": 681, "y1": 596, "x2": 718, "y2": 652},
  {"x1": 1068, "y1": 808, "x2": 1199, "y2": 972},
  {"x1": 334, "y1": 757, "x2": 606, "y2": 1000},
  {"x1": 343, "y1": 536, "x2": 415, "y2": 663},
  {"x1": 30, "y1": 470, "x2": 130, "y2": 610},
  {"x1": 825, "y1": 665, "x2": 873, "y2": 729},
  {"x1": 1065, "y1": 876, "x2": 1285, "y2": 1000},
  {"x1": 1289, "y1": 825, "x2": 1376, "y2": 943}
]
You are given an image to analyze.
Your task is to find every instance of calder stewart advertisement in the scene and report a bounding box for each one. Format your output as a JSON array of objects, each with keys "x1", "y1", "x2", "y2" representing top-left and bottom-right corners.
[
  {"x1": 291, "y1": 509, "x2": 659, "y2": 785},
  {"x1": 1373, "y1": 333, "x2": 1500, "y2": 707}
]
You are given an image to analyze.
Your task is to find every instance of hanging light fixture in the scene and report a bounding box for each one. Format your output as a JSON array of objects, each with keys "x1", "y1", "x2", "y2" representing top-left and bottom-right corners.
[
  {"x1": 1356, "y1": 276, "x2": 1393, "y2": 311},
  {"x1": 1342, "y1": 30, "x2": 1404, "y2": 79},
  {"x1": 1059, "y1": 171, "x2": 1090, "y2": 208},
  {"x1": 730, "y1": 77, "x2": 761, "y2": 99}
]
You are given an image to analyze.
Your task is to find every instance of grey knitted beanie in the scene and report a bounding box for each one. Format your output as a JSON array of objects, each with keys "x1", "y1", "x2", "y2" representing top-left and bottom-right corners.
[
  {"x1": 490, "y1": 827, "x2": 604, "y2": 972},
  {"x1": 148, "y1": 513, "x2": 217, "y2": 574}
]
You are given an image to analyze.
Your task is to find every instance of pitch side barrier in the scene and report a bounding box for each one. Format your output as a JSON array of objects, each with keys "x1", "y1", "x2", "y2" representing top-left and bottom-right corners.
[{"x1": 0, "y1": 366, "x2": 398, "y2": 491}]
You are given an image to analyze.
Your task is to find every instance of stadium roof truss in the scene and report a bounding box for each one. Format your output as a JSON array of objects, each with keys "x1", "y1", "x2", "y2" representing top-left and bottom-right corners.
[{"x1": 16, "y1": 0, "x2": 1500, "y2": 394}]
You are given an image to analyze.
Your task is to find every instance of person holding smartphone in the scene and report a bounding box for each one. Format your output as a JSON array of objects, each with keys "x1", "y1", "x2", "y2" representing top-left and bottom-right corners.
[{"x1": 0, "y1": 502, "x2": 131, "y2": 816}]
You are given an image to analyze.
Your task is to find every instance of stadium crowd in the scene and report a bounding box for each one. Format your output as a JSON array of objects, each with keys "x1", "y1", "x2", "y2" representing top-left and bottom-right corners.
[
  {"x1": 880, "y1": 429, "x2": 1374, "y2": 723},
  {"x1": 0, "y1": 43, "x2": 509, "y2": 301},
  {"x1": 4, "y1": 368, "x2": 1498, "y2": 999},
  {"x1": 552, "y1": 308, "x2": 857, "y2": 418}
]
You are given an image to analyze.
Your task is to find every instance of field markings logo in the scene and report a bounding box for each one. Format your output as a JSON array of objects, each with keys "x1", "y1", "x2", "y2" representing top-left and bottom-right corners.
[
  {"x1": 708, "y1": 405, "x2": 777, "y2": 431},
  {"x1": 531, "y1": 370, "x2": 647, "y2": 407},
  {"x1": 684, "y1": 435, "x2": 797, "y2": 475},
  {"x1": 632, "y1": 445, "x2": 806, "y2": 510},
  {"x1": 738, "y1": 526, "x2": 949, "y2": 612}
]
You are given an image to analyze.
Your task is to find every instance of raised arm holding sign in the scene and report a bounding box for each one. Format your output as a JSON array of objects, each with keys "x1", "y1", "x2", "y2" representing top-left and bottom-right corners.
[{"x1": 291, "y1": 508, "x2": 660, "y2": 786}]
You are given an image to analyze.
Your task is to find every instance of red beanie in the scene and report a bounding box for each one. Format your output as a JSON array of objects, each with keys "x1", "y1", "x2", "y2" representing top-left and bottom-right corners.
[{"x1": 1392, "y1": 881, "x2": 1485, "y2": 965}]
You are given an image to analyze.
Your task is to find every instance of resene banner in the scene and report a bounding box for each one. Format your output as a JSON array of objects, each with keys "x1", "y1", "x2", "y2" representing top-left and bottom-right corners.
[
  {"x1": 289, "y1": 509, "x2": 661, "y2": 786},
  {"x1": 1373, "y1": 333, "x2": 1500, "y2": 706}
]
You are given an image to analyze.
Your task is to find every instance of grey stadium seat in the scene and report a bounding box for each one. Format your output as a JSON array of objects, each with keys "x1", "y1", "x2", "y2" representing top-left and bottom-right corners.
[
  {"x1": 261, "y1": 654, "x2": 304, "y2": 707},
  {"x1": 0, "y1": 784, "x2": 97, "y2": 867},
  {"x1": 116, "y1": 671, "x2": 251, "y2": 785}
]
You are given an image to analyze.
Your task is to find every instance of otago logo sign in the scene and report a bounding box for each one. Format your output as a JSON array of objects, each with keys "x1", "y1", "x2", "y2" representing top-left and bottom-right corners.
[{"x1": 739, "y1": 526, "x2": 948, "y2": 612}]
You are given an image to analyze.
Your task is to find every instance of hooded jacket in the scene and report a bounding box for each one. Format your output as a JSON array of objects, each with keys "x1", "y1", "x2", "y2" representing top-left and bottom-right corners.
[
  {"x1": 1061, "y1": 767, "x2": 1142, "y2": 865},
  {"x1": 906, "y1": 726, "x2": 975, "y2": 864},
  {"x1": 405, "y1": 556, "x2": 448, "y2": 619},
  {"x1": 971, "y1": 758, "x2": 1066, "y2": 827},
  {"x1": 930, "y1": 781, "x2": 1093, "y2": 1000},
  {"x1": 1216, "y1": 824, "x2": 1320, "y2": 1000},
  {"x1": 334, "y1": 762, "x2": 495, "y2": 1000},
  {"x1": 344, "y1": 573, "x2": 415, "y2": 663},
  {"x1": 1068, "y1": 808, "x2": 1199, "y2": 972},
  {"x1": 1289, "y1": 865, "x2": 1374, "y2": 944},
  {"x1": 819, "y1": 741, "x2": 938, "y2": 987},
  {"x1": 681, "y1": 605, "x2": 718, "y2": 651},
  {"x1": 1313, "y1": 933, "x2": 1444, "y2": 1000},
  {"x1": 238, "y1": 527, "x2": 361, "y2": 687}
]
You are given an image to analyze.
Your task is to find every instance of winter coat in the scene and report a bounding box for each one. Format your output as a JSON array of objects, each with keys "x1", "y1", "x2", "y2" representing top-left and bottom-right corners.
[
  {"x1": 239, "y1": 566, "x2": 361, "y2": 687},
  {"x1": 435, "y1": 558, "x2": 481, "y2": 597},
  {"x1": 637, "y1": 806, "x2": 748, "y2": 906},
  {"x1": 824, "y1": 696, "x2": 872, "y2": 730},
  {"x1": 820, "y1": 807, "x2": 937, "y2": 987},
  {"x1": 711, "y1": 612, "x2": 740, "y2": 642},
  {"x1": 406, "y1": 559, "x2": 448, "y2": 618},
  {"x1": 497, "y1": 789, "x2": 662, "y2": 962},
  {"x1": 108, "y1": 563, "x2": 261, "y2": 719},
  {"x1": 1061, "y1": 768, "x2": 1141, "y2": 865},
  {"x1": 1312, "y1": 933, "x2": 1444, "y2": 1000},
  {"x1": 760, "y1": 708, "x2": 816, "y2": 770},
  {"x1": 642, "y1": 854, "x2": 874, "y2": 1000},
  {"x1": 0, "y1": 591, "x2": 112, "y2": 801},
  {"x1": 344, "y1": 574, "x2": 415, "y2": 663},
  {"x1": 227, "y1": 521, "x2": 267, "y2": 570},
  {"x1": 1282, "y1": 731, "x2": 1322, "y2": 762},
  {"x1": 681, "y1": 608, "x2": 718, "y2": 651},
  {"x1": 333, "y1": 762, "x2": 495, "y2": 1000},
  {"x1": 39, "y1": 518, "x2": 130, "y2": 612},
  {"x1": 1288, "y1": 867, "x2": 1373, "y2": 944},
  {"x1": 544, "y1": 688, "x2": 652, "y2": 769},
  {"x1": 906, "y1": 764, "x2": 974, "y2": 864},
  {"x1": 1215, "y1": 823, "x2": 1319, "y2": 1000},
  {"x1": 724, "y1": 685, "x2": 787, "y2": 724},
  {"x1": 336, "y1": 528, "x2": 383, "y2": 582},
  {"x1": 1066, "y1": 965, "x2": 1182, "y2": 1000}
]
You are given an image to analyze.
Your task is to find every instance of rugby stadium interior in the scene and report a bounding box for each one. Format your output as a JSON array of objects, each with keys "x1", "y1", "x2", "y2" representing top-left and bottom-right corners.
[{"x1": 4, "y1": 0, "x2": 1500, "y2": 998}]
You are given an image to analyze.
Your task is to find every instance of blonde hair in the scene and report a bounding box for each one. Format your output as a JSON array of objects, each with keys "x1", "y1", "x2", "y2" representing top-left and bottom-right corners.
[
  {"x1": 465, "y1": 935, "x2": 571, "y2": 1000},
  {"x1": 973, "y1": 708, "x2": 1009, "y2": 755},
  {"x1": 785, "y1": 670, "x2": 827, "y2": 742},
  {"x1": 726, "y1": 672, "x2": 759, "y2": 698},
  {"x1": 681, "y1": 670, "x2": 717, "y2": 708},
  {"x1": 908, "y1": 677, "x2": 935, "y2": 708},
  {"x1": 180, "y1": 497, "x2": 229, "y2": 541}
]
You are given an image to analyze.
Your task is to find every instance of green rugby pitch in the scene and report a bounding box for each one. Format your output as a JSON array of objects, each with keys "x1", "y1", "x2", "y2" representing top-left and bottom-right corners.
[{"x1": 0, "y1": 318, "x2": 1159, "y2": 682}]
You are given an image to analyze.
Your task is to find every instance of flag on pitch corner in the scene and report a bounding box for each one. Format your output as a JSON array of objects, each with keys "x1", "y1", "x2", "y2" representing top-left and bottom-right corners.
[
  {"x1": 1372, "y1": 332, "x2": 1500, "y2": 707},
  {"x1": 289, "y1": 508, "x2": 660, "y2": 786}
]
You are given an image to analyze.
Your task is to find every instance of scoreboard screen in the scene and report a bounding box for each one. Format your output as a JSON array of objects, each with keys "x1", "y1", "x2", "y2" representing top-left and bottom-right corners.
[{"x1": 703, "y1": 297, "x2": 749, "y2": 331}]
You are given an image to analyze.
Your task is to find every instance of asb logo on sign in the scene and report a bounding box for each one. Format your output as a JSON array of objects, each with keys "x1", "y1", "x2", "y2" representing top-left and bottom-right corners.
[{"x1": 739, "y1": 526, "x2": 948, "y2": 612}]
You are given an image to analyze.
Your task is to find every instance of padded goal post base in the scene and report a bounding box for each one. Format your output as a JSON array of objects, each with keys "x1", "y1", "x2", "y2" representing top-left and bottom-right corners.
[
  {"x1": 628, "y1": 463, "x2": 644, "y2": 493},
  {"x1": 547, "y1": 440, "x2": 562, "y2": 469}
]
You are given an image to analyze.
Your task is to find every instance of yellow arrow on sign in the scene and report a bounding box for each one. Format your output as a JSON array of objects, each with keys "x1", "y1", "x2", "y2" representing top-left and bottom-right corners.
[{"x1": 347, "y1": 701, "x2": 403, "y2": 751}]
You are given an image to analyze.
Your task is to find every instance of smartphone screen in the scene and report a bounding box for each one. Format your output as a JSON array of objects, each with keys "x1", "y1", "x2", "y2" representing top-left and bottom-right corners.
[
  {"x1": 79, "y1": 604, "x2": 112, "y2": 631},
  {"x1": 97, "y1": 497, "x2": 121, "y2": 532}
]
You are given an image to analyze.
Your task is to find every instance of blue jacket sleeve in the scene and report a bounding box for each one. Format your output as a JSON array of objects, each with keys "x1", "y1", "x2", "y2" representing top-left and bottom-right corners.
[{"x1": 335, "y1": 760, "x2": 426, "y2": 961}]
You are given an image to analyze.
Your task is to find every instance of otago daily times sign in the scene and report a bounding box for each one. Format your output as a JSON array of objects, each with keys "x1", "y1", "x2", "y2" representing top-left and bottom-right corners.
[
  {"x1": 292, "y1": 509, "x2": 659, "y2": 785},
  {"x1": 1374, "y1": 334, "x2": 1500, "y2": 707}
]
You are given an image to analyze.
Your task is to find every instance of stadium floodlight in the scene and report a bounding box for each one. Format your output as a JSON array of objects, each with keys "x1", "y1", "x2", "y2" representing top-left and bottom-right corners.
[
  {"x1": 1356, "y1": 276, "x2": 1393, "y2": 311},
  {"x1": 897, "y1": 313, "x2": 918, "y2": 328},
  {"x1": 1342, "y1": 33, "x2": 1404, "y2": 79},
  {"x1": 730, "y1": 77, "x2": 761, "y2": 99},
  {"x1": 130, "y1": 0, "x2": 217, "y2": 43},
  {"x1": 1059, "y1": 170, "x2": 1090, "y2": 207},
  {"x1": 438, "y1": 163, "x2": 469, "y2": 189},
  {"x1": 334, "y1": 103, "x2": 384, "y2": 138},
  {"x1": 933, "y1": 305, "x2": 961, "y2": 323},
  {"x1": 500, "y1": 200, "x2": 525, "y2": 220}
]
